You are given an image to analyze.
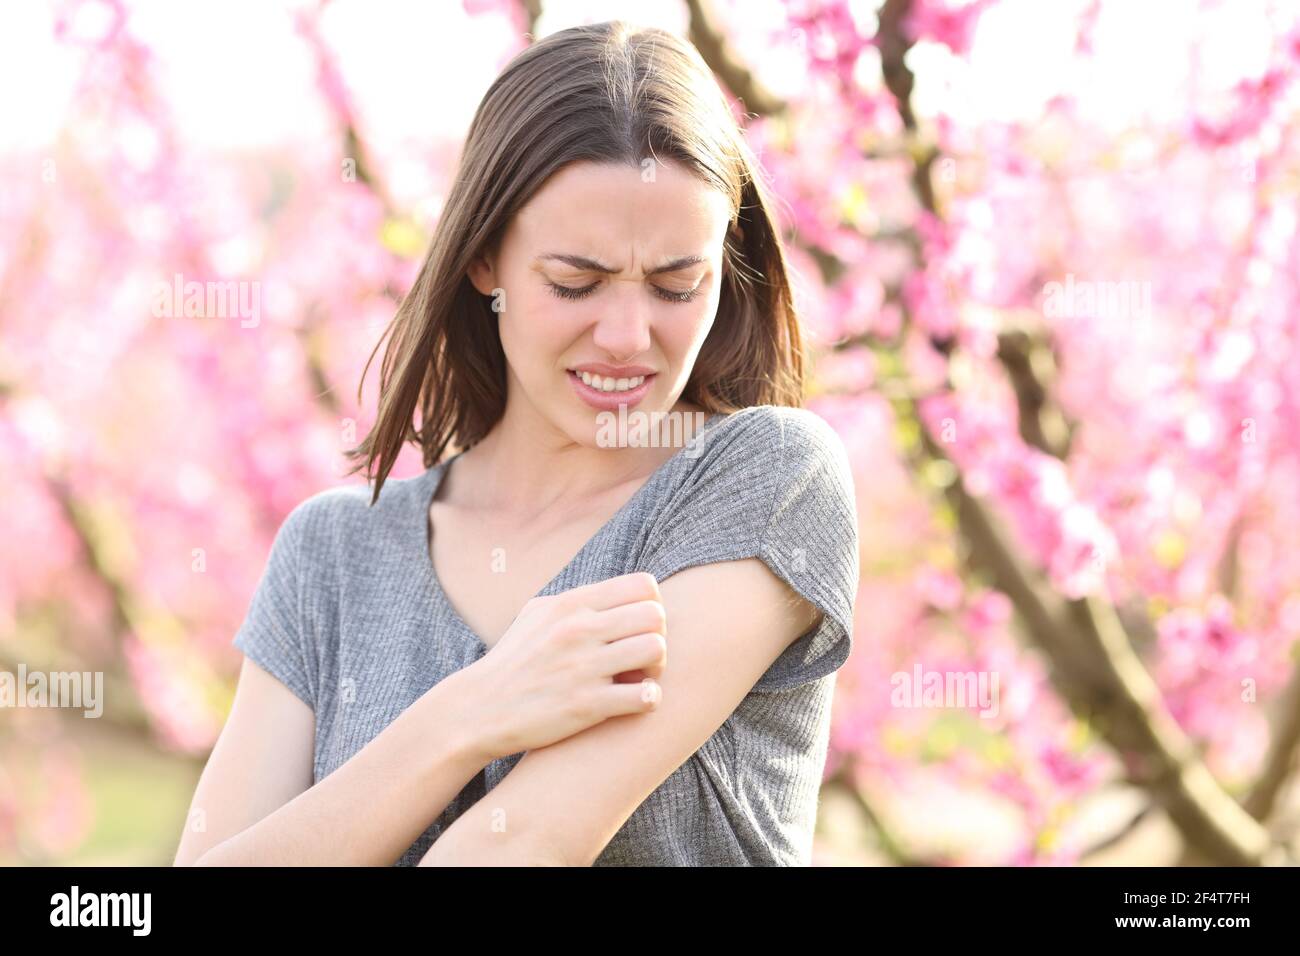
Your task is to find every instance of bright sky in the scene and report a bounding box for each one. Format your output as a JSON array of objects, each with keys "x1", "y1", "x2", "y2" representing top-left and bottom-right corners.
[
  {"x1": 911, "y1": 0, "x2": 1284, "y2": 131},
  {"x1": 0, "y1": 0, "x2": 1289, "y2": 152}
]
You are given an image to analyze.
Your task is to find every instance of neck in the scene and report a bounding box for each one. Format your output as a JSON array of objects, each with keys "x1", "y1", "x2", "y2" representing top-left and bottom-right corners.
[{"x1": 453, "y1": 393, "x2": 709, "y2": 518}]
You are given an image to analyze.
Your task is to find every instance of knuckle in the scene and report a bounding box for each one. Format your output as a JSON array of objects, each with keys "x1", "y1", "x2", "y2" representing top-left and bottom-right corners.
[
  {"x1": 642, "y1": 599, "x2": 667, "y2": 633},
  {"x1": 578, "y1": 605, "x2": 602, "y2": 634},
  {"x1": 521, "y1": 593, "x2": 553, "y2": 620},
  {"x1": 547, "y1": 589, "x2": 583, "y2": 619},
  {"x1": 556, "y1": 606, "x2": 597, "y2": 642}
]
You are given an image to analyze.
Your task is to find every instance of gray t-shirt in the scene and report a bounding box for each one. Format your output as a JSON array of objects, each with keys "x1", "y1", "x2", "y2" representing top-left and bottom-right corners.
[{"x1": 232, "y1": 404, "x2": 860, "y2": 865}]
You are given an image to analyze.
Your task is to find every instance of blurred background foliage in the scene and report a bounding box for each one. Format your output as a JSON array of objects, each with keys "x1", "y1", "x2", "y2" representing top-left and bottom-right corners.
[{"x1": 2, "y1": 0, "x2": 1299, "y2": 865}]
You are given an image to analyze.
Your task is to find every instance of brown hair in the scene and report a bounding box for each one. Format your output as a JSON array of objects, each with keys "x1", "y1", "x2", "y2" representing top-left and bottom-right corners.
[{"x1": 345, "y1": 20, "x2": 807, "y2": 504}]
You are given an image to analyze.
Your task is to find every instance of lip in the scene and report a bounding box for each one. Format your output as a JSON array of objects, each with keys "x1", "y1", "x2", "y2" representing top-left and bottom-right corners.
[{"x1": 567, "y1": 369, "x2": 656, "y2": 411}]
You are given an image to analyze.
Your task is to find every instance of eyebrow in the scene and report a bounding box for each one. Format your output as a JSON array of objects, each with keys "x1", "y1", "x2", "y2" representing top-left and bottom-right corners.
[{"x1": 537, "y1": 253, "x2": 707, "y2": 276}]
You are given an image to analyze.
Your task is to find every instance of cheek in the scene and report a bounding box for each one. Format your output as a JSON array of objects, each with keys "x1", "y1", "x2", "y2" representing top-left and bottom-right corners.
[
  {"x1": 669, "y1": 302, "x2": 718, "y2": 360},
  {"x1": 497, "y1": 288, "x2": 578, "y2": 368}
]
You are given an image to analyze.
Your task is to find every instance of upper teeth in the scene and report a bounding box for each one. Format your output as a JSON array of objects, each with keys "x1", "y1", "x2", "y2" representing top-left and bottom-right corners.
[{"x1": 576, "y1": 371, "x2": 645, "y2": 391}]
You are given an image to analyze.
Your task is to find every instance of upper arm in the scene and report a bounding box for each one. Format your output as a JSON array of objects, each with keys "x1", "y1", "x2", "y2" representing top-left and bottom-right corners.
[
  {"x1": 421, "y1": 556, "x2": 819, "y2": 866},
  {"x1": 424, "y1": 407, "x2": 856, "y2": 865},
  {"x1": 172, "y1": 657, "x2": 315, "y2": 865}
]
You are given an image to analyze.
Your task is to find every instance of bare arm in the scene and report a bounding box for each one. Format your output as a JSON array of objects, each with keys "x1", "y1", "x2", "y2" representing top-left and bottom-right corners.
[
  {"x1": 419, "y1": 557, "x2": 822, "y2": 866},
  {"x1": 174, "y1": 658, "x2": 491, "y2": 866}
]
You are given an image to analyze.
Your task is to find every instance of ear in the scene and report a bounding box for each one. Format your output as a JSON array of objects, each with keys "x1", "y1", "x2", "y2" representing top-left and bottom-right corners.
[{"x1": 466, "y1": 252, "x2": 496, "y2": 297}]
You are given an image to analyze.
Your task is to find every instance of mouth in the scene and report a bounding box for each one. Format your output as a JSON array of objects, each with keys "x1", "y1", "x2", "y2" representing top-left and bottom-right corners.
[{"x1": 566, "y1": 369, "x2": 657, "y2": 410}]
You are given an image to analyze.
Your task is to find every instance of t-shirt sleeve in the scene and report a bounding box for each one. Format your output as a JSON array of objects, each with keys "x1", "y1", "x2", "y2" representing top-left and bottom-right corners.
[
  {"x1": 232, "y1": 497, "x2": 318, "y2": 710},
  {"x1": 636, "y1": 407, "x2": 860, "y2": 693}
]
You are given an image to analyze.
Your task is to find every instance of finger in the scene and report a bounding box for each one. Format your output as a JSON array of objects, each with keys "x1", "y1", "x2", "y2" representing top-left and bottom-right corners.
[
  {"x1": 591, "y1": 677, "x2": 662, "y2": 718},
  {"x1": 559, "y1": 571, "x2": 660, "y2": 613},
  {"x1": 589, "y1": 599, "x2": 666, "y2": 641},
  {"x1": 598, "y1": 631, "x2": 667, "y2": 679}
]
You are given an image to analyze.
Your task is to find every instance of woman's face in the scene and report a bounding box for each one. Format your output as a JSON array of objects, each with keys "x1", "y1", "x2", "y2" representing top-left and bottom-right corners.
[{"x1": 467, "y1": 159, "x2": 733, "y2": 445}]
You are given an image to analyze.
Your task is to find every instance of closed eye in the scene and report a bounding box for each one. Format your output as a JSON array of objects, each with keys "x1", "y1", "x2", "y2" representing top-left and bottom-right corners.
[
  {"x1": 546, "y1": 280, "x2": 701, "y2": 304},
  {"x1": 652, "y1": 285, "x2": 702, "y2": 304},
  {"x1": 546, "y1": 281, "x2": 598, "y2": 302}
]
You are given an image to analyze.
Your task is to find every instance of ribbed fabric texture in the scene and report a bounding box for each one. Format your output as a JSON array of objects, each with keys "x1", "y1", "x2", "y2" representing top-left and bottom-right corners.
[{"x1": 232, "y1": 404, "x2": 860, "y2": 865}]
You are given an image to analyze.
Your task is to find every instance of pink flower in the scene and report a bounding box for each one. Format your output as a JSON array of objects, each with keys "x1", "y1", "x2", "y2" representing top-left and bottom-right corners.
[
  {"x1": 903, "y1": 0, "x2": 996, "y2": 56},
  {"x1": 962, "y1": 589, "x2": 1013, "y2": 636},
  {"x1": 914, "y1": 566, "x2": 964, "y2": 610}
]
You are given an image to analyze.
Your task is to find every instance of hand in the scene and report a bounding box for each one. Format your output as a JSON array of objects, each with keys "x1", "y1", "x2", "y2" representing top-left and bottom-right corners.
[{"x1": 459, "y1": 571, "x2": 668, "y2": 761}]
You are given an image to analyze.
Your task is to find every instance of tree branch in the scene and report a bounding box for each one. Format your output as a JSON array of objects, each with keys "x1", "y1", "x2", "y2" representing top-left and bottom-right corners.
[
  {"x1": 685, "y1": 0, "x2": 786, "y2": 117},
  {"x1": 876, "y1": 0, "x2": 1279, "y2": 866}
]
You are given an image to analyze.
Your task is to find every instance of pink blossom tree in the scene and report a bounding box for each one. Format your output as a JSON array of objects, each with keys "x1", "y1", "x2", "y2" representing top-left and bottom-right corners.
[{"x1": 1, "y1": 0, "x2": 1296, "y2": 865}]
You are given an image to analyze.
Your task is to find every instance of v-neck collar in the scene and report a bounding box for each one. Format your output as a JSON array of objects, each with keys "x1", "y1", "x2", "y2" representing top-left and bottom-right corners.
[{"x1": 412, "y1": 414, "x2": 724, "y2": 653}]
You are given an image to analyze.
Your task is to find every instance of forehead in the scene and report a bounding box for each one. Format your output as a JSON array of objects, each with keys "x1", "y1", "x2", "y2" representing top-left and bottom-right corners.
[{"x1": 510, "y1": 160, "x2": 733, "y2": 257}]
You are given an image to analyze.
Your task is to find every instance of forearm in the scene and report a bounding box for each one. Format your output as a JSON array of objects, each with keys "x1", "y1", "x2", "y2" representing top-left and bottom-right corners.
[
  {"x1": 417, "y1": 751, "x2": 584, "y2": 867},
  {"x1": 193, "y1": 667, "x2": 491, "y2": 866},
  {"x1": 417, "y1": 807, "x2": 573, "y2": 866}
]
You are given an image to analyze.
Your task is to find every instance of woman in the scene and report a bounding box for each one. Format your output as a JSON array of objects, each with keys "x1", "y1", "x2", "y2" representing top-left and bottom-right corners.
[{"x1": 174, "y1": 20, "x2": 859, "y2": 867}]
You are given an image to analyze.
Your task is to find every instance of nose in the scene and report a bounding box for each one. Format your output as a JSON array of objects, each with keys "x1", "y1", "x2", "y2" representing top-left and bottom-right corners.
[{"x1": 590, "y1": 290, "x2": 652, "y2": 361}]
